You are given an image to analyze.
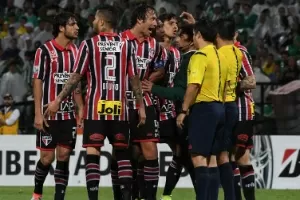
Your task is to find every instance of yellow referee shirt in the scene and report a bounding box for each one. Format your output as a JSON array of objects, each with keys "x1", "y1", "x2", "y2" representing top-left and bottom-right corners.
[
  {"x1": 187, "y1": 44, "x2": 229, "y2": 103},
  {"x1": 218, "y1": 45, "x2": 243, "y2": 102}
]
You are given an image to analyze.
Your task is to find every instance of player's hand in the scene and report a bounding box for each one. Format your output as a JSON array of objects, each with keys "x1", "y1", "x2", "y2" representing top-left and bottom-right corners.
[
  {"x1": 137, "y1": 106, "x2": 146, "y2": 127},
  {"x1": 34, "y1": 114, "x2": 48, "y2": 132},
  {"x1": 180, "y1": 12, "x2": 196, "y2": 24},
  {"x1": 44, "y1": 99, "x2": 60, "y2": 118},
  {"x1": 77, "y1": 107, "x2": 84, "y2": 128},
  {"x1": 176, "y1": 113, "x2": 186, "y2": 129},
  {"x1": 142, "y1": 80, "x2": 154, "y2": 92}
]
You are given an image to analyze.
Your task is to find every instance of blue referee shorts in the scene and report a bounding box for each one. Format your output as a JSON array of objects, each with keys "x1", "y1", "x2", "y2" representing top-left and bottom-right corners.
[
  {"x1": 221, "y1": 102, "x2": 238, "y2": 151},
  {"x1": 188, "y1": 102, "x2": 225, "y2": 157}
]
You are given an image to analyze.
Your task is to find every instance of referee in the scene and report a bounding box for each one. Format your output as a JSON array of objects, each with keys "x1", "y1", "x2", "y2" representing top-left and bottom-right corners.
[
  {"x1": 214, "y1": 18, "x2": 243, "y2": 200},
  {"x1": 176, "y1": 19, "x2": 229, "y2": 200}
]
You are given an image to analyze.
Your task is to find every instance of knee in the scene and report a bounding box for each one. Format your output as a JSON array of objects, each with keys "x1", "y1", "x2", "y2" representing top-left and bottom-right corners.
[
  {"x1": 191, "y1": 154, "x2": 206, "y2": 167},
  {"x1": 217, "y1": 151, "x2": 229, "y2": 165},
  {"x1": 236, "y1": 148, "x2": 251, "y2": 165},
  {"x1": 86, "y1": 146, "x2": 101, "y2": 156},
  {"x1": 40, "y1": 151, "x2": 55, "y2": 166},
  {"x1": 141, "y1": 142, "x2": 158, "y2": 160},
  {"x1": 56, "y1": 146, "x2": 72, "y2": 161}
]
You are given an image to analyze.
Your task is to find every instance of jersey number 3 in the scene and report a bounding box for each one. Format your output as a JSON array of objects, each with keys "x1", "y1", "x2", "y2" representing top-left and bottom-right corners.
[{"x1": 104, "y1": 54, "x2": 116, "y2": 81}]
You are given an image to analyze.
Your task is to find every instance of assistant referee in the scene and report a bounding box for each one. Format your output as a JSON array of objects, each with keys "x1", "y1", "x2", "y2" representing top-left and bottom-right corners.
[{"x1": 176, "y1": 19, "x2": 229, "y2": 200}]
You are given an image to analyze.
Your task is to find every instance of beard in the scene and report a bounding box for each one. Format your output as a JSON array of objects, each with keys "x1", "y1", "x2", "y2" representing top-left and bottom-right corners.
[{"x1": 64, "y1": 32, "x2": 77, "y2": 40}]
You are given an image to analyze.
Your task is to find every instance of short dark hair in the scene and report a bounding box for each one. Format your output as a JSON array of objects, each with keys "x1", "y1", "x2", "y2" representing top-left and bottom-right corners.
[
  {"x1": 214, "y1": 17, "x2": 236, "y2": 40},
  {"x1": 96, "y1": 5, "x2": 118, "y2": 29},
  {"x1": 158, "y1": 13, "x2": 177, "y2": 23},
  {"x1": 52, "y1": 12, "x2": 76, "y2": 37},
  {"x1": 193, "y1": 18, "x2": 216, "y2": 43},
  {"x1": 179, "y1": 24, "x2": 193, "y2": 42},
  {"x1": 130, "y1": 4, "x2": 156, "y2": 28}
]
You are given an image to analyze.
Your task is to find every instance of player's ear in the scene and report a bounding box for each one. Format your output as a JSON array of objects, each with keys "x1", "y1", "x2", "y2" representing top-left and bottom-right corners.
[
  {"x1": 59, "y1": 25, "x2": 65, "y2": 33},
  {"x1": 99, "y1": 19, "x2": 105, "y2": 27},
  {"x1": 137, "y1": 18, "x2": 143, "y2": 25}
]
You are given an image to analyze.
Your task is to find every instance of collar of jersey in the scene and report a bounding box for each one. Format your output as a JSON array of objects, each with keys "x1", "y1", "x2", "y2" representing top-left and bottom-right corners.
[
  {"x1": 201, "y1": 44, "x2": 214, "y2": 50},
  {"x1": 51, "y1": 39, "x2": 72, "y2": 51},
  {"x1": 219, "y1": 44, "x2": 233, "y2": 50},
  {"x1": 125, "y1": 29, "x2": 147, "y2": 42},
  {"x1": 99, "y1": 32, "x2": 118, "y2": 37}
]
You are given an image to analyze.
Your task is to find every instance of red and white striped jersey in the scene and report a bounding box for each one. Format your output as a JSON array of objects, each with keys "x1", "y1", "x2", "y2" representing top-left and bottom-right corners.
[
  {"x1": 159, "y1": 46, "x2": 181, "y2": 121},
  {"x1": 32, "y1": 39, "x2": 78, "y2": 120},
  {"x1": 73, "y1": 32, "x2": 137, "y2": 121},
  {"x1": 120, "y1": 29, "x2": 167, "y2": 109},
  {"x1": 234, "y1": 42, "x2": 255, "y2": 121}
]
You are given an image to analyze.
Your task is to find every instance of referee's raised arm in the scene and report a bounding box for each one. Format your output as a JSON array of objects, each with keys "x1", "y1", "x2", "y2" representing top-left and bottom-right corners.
[{"x1": 176, "y1": 19, "x2": 228, "y2": 200}]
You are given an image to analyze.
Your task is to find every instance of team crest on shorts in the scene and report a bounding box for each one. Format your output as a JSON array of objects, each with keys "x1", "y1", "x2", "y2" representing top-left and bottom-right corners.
[{"x1": 42, "y1": 135, "x2": 52, "y2": 146}]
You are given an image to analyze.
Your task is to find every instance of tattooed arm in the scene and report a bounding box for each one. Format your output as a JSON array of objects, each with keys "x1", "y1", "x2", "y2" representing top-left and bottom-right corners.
[
  {"x1": 130, "y1": 75, "x2": 144, "y2": 107},
  {"x1": 74, "y1": 82, "x2": 84, "y2": 108},
  {"x1": 56, "y1": 73, "x2": 83, "y2": 103},
  {"x1": 240, "y1": 75, "x2": 256, "y2": 90}
]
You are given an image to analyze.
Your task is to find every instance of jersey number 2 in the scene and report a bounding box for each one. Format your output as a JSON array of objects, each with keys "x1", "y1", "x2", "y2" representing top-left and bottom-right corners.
[{"x1": 104, "y1": 54, "x2": 116, "y2": 81}]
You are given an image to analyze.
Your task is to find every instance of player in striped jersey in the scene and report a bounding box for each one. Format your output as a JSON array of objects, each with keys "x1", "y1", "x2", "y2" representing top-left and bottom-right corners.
[
  {"x1": 232, "y1": 32, "x2": 256, "y2": 200},
  {"x1": 143, "y1": 24, "x2": 197, "y2": 200},
  {"x1": 157, "y1": 13, "x2": 181, "y2": 200},
  {"x1": 31, "y1": 13, "x2": 83, "y2": 200},
  {"x1": 156, "y1": 13, "x2": 180, "y2": 142},
  {"x1": 119, "y1": 4, "x2": 167, "y2": 200},
  {"x1": 44, "y1": 6, "x2": 145, "y2": 200}
]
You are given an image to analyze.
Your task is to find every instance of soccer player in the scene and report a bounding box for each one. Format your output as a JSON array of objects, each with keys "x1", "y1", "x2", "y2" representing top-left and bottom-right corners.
[
  {"x1": 176, "y1": 19, "x2": 228, "y2": 200},
  {"x1": 143, "y1": 24, "x2": 196, "y2": 200},
  {"x1": 232, "y1": 32, "x2": 256, "y2": 200},
  {"x1": 120, "y1": 4, "x2": 166, "y2": 200},
  {"x1": 155, "y1": 13, "x2": 179, "y2": 144},
  {"x1": 31, "y1": 12, "x2": 83, "y2": 200},
  {"x1": 44, "y1": 5, "x2": 145, "y2": 200},
  {"x1": 214, "y1": 18, "x2": 243, "y2": 200}
]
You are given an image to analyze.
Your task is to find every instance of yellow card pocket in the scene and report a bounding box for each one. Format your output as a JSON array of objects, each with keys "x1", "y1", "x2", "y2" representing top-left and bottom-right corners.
[{"x1": 97, "y1": 100, "x2": 122, "y2": 115}]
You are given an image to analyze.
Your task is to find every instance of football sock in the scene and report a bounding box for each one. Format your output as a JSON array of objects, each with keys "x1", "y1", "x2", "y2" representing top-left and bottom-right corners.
[
  {"x1": 208, "y1": 167, "x2": 220, "y2": 200},
  {"x1": 115, "y1": 150, "x2": 133, "y2": 200},
  {"x1": 240, "y1": 165, "x2": 255, "y2": 200},
  {"x1": 219, "y1": 162, "x2": 235, "y2": 200},
  {"x1": 137, "y1": 160, "x2": 146, "y2": 199},
  {"x1": 85, "y1": 154, "x2": 100, "y2": 200},
  {"x1": 144, "y1": 159, "x2": 159, "y2": 200},
  {"x1": 131, "y1": 159, "x2": 139, "y2": 199},
  {"x1": 194, "y1": 166, "x2": 209, "y2": 200},
  {"x1": 163, "y1": 155, "x2": 183, "y2": 195},
  {"x1": 231, "y1": 162, "x2": 242, "y2": 200},
  {"x1": 54, "y1": 161, "x2": 69, "y2": 200},
  {"x1": 34, "y1": 160, "x2": 51, "y2": 195},
  {"x1": 111, "y1": 159, "x2": 122, "y2": 200}
]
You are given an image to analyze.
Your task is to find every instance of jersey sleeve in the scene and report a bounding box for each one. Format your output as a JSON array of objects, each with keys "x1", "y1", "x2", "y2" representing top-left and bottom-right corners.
[
  {"x1": 127, "y1": 41, "x2": 138, "y2": 78},
  {"x1": 240, "y1": 49, "x2": 254, "y2": 78},
  {"x1": 73, "y1": 41, "x2": 89, "y2": 75},
  {"x1": 187, "y1": 53, "x2": 207, "y2": 85},
  {"x1": 152, "y1": 42, "x2": 168, "y2": 70},
  {"x1": 32, "y1": 47, "x2": 47, "y2": 80}
]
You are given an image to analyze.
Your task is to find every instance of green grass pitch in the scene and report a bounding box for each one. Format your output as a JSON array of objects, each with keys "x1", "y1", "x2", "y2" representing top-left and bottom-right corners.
[{"x1": 1, "y1": 187, "x2": 300, "y2": 200}]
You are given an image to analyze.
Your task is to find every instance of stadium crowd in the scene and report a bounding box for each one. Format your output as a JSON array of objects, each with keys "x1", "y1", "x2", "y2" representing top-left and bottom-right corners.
[{"x1": 0, "y1": 0, "x2": 299, "y2": 111}]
